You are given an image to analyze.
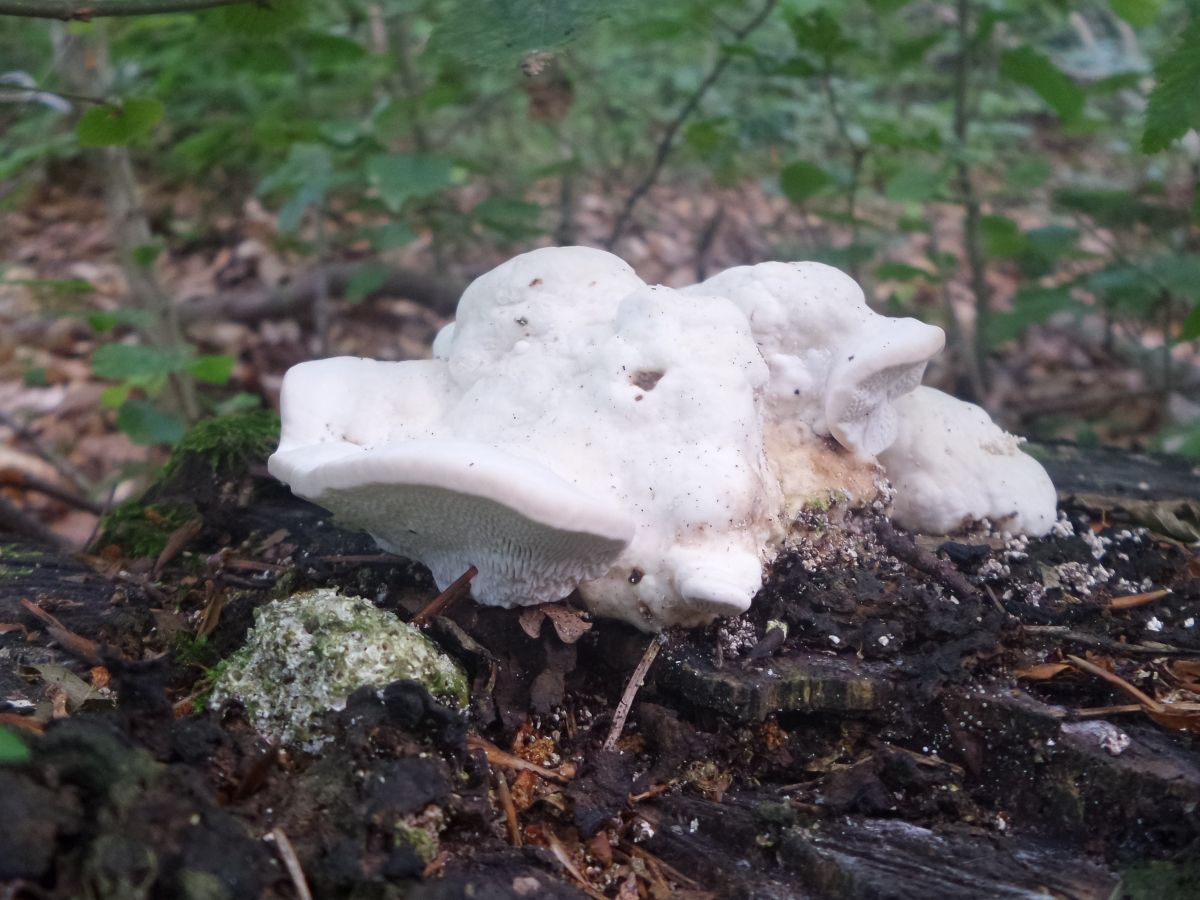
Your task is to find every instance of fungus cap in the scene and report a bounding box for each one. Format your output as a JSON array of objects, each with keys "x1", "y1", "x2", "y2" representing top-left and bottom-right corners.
[
  {"x1": 878, "y1": 387, "x2": 1057, "y2": 536},
  {"x1": 270, "y1": 438, "x2": 635, "y2": 607},
  {"x1": 824, "y1": 317, "x2": 946, "y2": 458}
]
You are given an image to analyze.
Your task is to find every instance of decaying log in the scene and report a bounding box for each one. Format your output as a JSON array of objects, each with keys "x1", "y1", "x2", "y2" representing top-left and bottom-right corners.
[{"x1": 178, "y1": 262, "x2": 466, "y2": 324}]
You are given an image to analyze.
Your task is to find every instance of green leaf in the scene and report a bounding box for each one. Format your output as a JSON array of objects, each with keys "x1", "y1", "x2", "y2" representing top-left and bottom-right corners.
[
  {"x1": 471, "y1": 197, "x2": 544, "y2": 240},
  {"x1": 345, "y1": 265, "x2": 390, "y2": 305},
  {"x1": 132, "y1": 241, "x2": 163, "y2": 269},
  {"x1": 685, "y1": 119, "x2": 732, "y2": 156},
  {"x1": 885, "y1": 167, "x2": 945, "y2": 203},
  {"x1": 76, "y1": 97, "x2": 164, "y2": 147},
  {"x1": 1142, "y1": 19, "x2": 1200, "y2": 152},
  {"x1": 86, "y1": 309, "x2": 157, "y2": 333},
  {"x1": 101, "y1": 384, "x2": 132, "y2": 409},
  {"x1": 787, "y1": 10, "x2": 854, "y2": 59},
  {"x1": 259, "y1": 144, "x2": 335, "y2": 232},
  {"x1": 367, "y1": 154, "x2": 455, "y2": 213},
  {"x1": 980, "y1": 215, "x2": 1025, "y2": 258},
  {"x1": 1109, "y1": 0, "x2": 1163, "y2": 27},
  {"x1": 203, "y1": 0, "x2": 305, "y2": 35},
  {"x1": 892, "y1": 33, "x2": 942, "y2": 68},
  {"x1": 116, "y1": 400, "x2": 186, "y2": 446},
  {"x1": 259, "y1": 143, "x2": 333, "y2": 197},
  {"x1": 1018, "y1": 225, "x2": 1080, "y2": 277},
  {"x1": 298, "y1": 32, "x2": 366, "y2": 69},
  {"x1": 364, "y1": 223, "x2": 416, "y2": 251},
  {"x1": 93, "y1": 344, "x2": 188, "y2": 382},
  {"x1": 429, "y1": 0, "x2": 637, "y2": 66},
  {"x1": 990, "y1": 287, "x2": 1082, "y2": 346},
  {"x1": 876, "y1": 261, "x2": 936, "y2": 282},
  {"x1": 1000, "y1": 47, "x2": 1085, "y2": 123},
  {"x1": 1180, "y1": 304, "x2": 1200, "y2": 342},
  {"x1": 780, "y1": 161, "x2": 832, "y2": 204},
  {"x1": 188, "y1": 355, "x2": 236, "y2": 385},
  {"x1": 0, "y1": 728, "x2": 29, "y2": 764}
]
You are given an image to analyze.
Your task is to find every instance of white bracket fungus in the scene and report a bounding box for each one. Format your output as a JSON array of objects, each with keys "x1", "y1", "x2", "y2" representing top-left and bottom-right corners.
[{"x1": 270, "y1": 247, "x2": 1056, "y2": 630}]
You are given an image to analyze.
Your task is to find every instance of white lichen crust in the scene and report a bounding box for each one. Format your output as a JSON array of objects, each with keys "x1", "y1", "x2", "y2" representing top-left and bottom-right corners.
[
  {"x1": 211, "y1": 589, "x2": 468, "y2": 747},
  {"x1": 269, "y1": 247, "x2": 1057, "y2": 631}
]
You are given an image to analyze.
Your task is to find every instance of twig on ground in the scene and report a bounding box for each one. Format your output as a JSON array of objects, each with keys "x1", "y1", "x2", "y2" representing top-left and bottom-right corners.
[
  {"x1": 874, "y1": 521, "x2": 980, "y2": 601},
  {"x1": 466, "y1": 733, "x2": 573, "y2": 784},
  {"x1": 1072, "y1": 704, "x2": 1145, "y2": 718},
  {"x1": 603, "y1": 634, "x2": 665, "y2": 752},
  {"x1": 494, "y1": 770, "x2": 522, "y2": 847},
  {"x1": 266, "y1": 828, "x2": 313, "y2": 900},
  {"x1": 0, "y1": 410, "x2": 95, "y2": 496},
  {"x1": 153, "y1": 517, "x2": 203, "y2": 578},
  {"x1": 411, "y1": 565, "x2": 477, "y2": 627},
  {"x1": 1023, "y1": 625, "x2": 1194, "y2": 656},
  {"x1": 1067, "y1": 654, "x2": 1164, "y2": 713},
  {"x1": 605, "y1": 0, "x2": 778, "y2": 249},
  {"x1": 20, "y1": 598, "x2": 101, "y2": 663},
  {"x1": 0, "y1": 468, "x2": 102, "y2": 514},
  {"x1": 545, "y1": 831, "x2": 606, "y2": 900},
  {"x1": 1107, "y1": 588, "x2": 1171, "y2": 611},
  {"x1": 0, "y1": 494, "x2": 72, "y2": 549}
]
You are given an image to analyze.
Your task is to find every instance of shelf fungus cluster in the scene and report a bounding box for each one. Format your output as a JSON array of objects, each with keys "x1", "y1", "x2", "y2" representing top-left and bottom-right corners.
[{"x1": 270, "y1": 247, "x2": 1056, "y2": 630}]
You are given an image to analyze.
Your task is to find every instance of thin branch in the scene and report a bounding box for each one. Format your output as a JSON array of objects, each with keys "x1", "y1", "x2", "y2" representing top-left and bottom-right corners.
[
  {"x1": 179, "y1": 262, "x2": 465, "y2": 324},
  {"x1": 0, "y1": 410, "x2": 96, "y2": 496},
  {"x1": 820, "y1": 64, "x2": 867, "y2": 278},
  {"x1": 0, "y1": 493, "x2": 72, "y2": 549},
  {"x1": 0, "y1": 469, "x2": 103, "y2": 514},
  {"x1": 266, "y1": 828, "x2": 313, "y2": 900},
  {"x1": 0, "y1": 0, "x2": 248, "y2": 19},
  {"x1": 953, "y1": 0, "x2": 992, "y2": 399},
  {"x1": 603, "y1": 635, "x2": 665, "y2": 752},
  {"x1": 605, "y1": 0, "x2": 778, "y2": 249}
]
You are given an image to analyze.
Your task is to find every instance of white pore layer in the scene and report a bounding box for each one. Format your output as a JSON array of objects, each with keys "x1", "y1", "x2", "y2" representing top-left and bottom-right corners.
[{"x1": 270, "y1": 247, "x2": 1057, "y2": 630}]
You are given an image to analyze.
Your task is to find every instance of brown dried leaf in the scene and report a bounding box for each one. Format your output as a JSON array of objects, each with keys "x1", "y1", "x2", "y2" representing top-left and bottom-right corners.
[
  {"x1": 1015, "y1": 662, "x2": 1071, "y2": 680},
  {"x1": 154, "y1": 517, "x2": 203, "y2": 578},
  {"x1": 1167, "y1": 659, "x2": 1200, "y2": 693},
  {"x1": 0, "y1": 713, "x2": 43, "y2": 735},
  {"x1": 542, "y1": 604, "x2": 592, "y2": 644},
  {"x1": 1107, "y1": 588, "x2": 1171, "y2": 610},
  {"x1": 1146, "y1": 704, "x2": 1200, "y2": 733},
  {"x1": 518, "y1": 607, "x2": 545, "y2": 640}
]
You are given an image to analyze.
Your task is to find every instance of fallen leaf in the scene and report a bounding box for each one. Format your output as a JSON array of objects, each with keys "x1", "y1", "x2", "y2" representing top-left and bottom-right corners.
[
  {"x1": 154, "y1": 516, "x2": 203, "y2": 578},
  {"x1": 542, "y1": 604, "x2": 592, "y2": 644},
  {"x1": 1015, "y1": 662, "x2": 1071, "y2": 680},
  {"x1": 518, "y1": 607, "x2": 545, "y2": 639}
]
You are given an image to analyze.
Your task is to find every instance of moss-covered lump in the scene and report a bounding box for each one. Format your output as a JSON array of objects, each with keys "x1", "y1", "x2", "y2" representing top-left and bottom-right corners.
[{"x1": 210, "y1": 589, "x2": 467, "y2": 748}]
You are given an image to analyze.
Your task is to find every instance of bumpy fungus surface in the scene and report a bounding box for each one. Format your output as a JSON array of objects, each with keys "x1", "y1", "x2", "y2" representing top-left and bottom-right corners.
[
  {"x1": 211, "y1": 589, "x2": 467, "y2": 747},
  {"x1": 270, "y1": 247, "x2": 1056, "y2": 630}
]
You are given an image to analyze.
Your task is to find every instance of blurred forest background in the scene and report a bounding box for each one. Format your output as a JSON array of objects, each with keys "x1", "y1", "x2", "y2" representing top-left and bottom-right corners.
[{"x1": 1, "y1": 0, "x2": 1199, "y2": 547}]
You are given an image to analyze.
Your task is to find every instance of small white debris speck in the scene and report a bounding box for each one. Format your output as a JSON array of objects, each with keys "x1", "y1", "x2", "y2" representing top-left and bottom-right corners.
[
  {"x1": 829, "y1": 635, "x2": 842, "y2": 646},
  {"x1": 1146, "y1": 617, "x2": 1164, "y2": 633}
]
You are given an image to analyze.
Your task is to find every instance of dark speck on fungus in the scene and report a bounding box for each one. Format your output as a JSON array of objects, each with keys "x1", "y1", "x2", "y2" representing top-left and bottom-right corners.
[{"x1": 631, "y1": 370, "x2": 664, "y2": 391}]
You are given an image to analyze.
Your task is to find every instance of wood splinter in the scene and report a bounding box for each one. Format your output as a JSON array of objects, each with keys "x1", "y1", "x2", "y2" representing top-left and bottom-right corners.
[
  {"x1": 603, "y1": 634, "x2": 666, "y2": 752},
  {"x1": 411, "y1": 565, "x2": 478, "y2": 627}
]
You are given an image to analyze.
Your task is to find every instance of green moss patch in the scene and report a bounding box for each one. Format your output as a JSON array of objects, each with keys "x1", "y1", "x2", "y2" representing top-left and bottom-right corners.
[
  {"x1": 163, "y1": 409, "x2": 280, "y2": 478},
  {"x1": 96, "y1": 500, "x2": 196, "y2": 559}
]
